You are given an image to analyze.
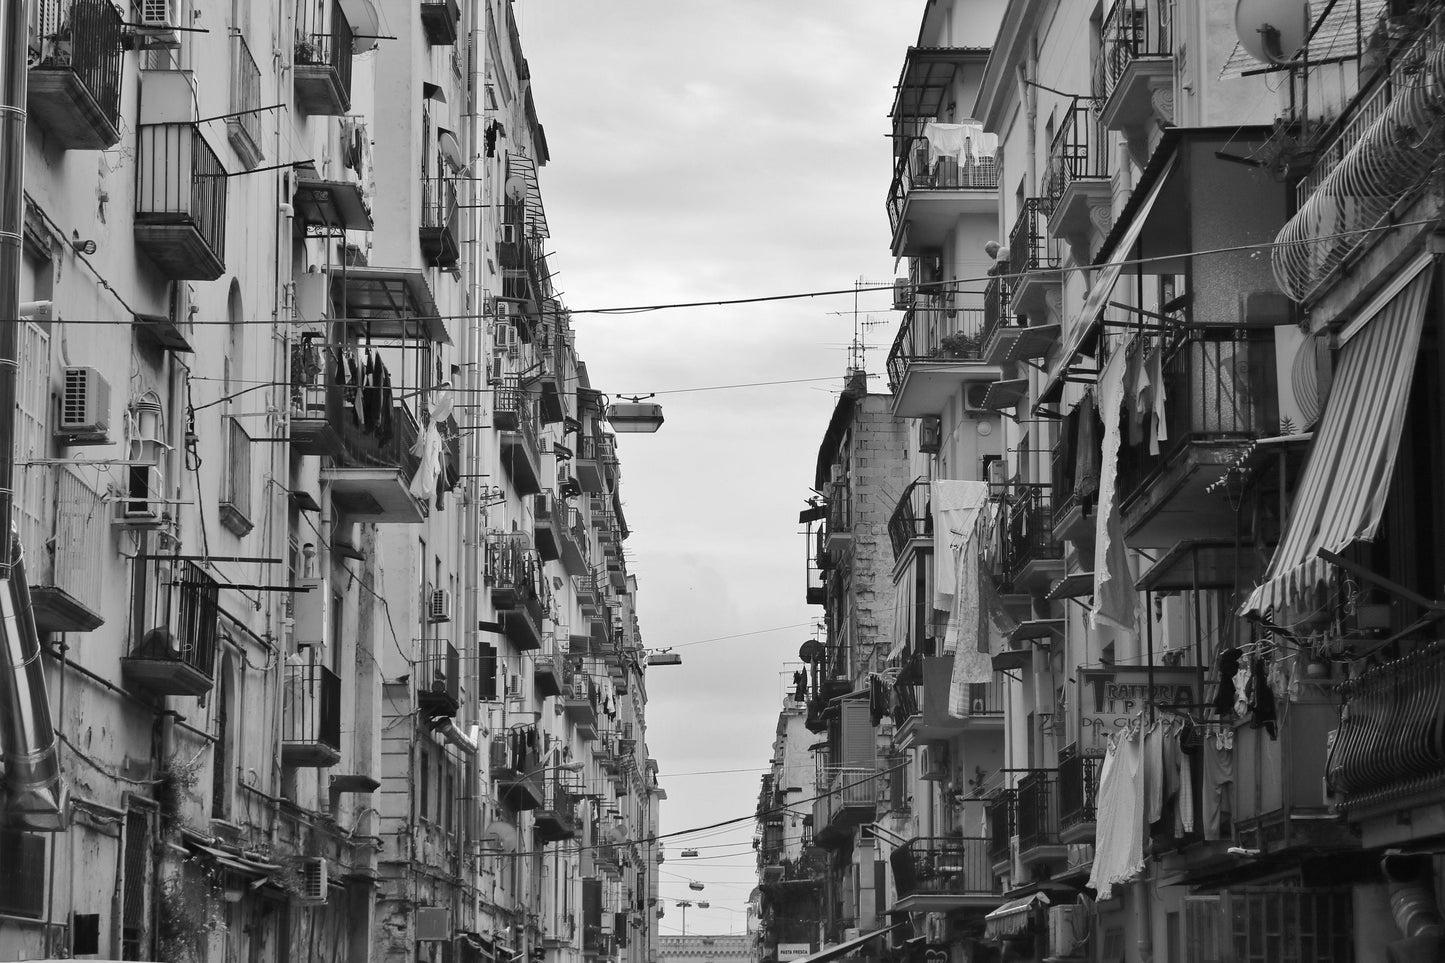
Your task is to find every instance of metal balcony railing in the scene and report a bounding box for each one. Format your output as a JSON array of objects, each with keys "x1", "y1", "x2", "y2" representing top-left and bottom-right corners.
[
  {"x1": 1016, "y1": 772, "x2": 1061, "y2": 854},
  {"x1": 282, "y1": 662, "x2": 342, "y2": 758},
  {"x1": 887, "y1": 479, "x2": 932, "y2": 560},
  {"x1": 887, "y1": 134, "x2": 999, "y2": 237},
  {"x1": 28, "y1": 0, "x2": 123, "y2": 131},
  {"x1": 985, "y1": 790, "x2": 1015, "y2": 863},
  {"x1": 135, "y1": 124, "x2": 228, "y2": 267},
  {"x1": 123, "y1": 559, "x2": 221, "y2": 696},
  {"x1": 1003, "y1": 484, "x2": 1062, "y2": 581},
  {"x1": 228, "y1": 31, "x2": 263, "y2": 159},
  {"x1": 1007, "y1": 198, "x2": 1061, "y2": 273},
  {"x1": 890, "y1": 837, "x2": 997, "y2": 899},
  {"x1": 1097, "y1": 0, "x2": 1172, "y2": 101},
  {"x1": 980, "y1": 275, "x2": 1015, "y2": 349},
  {"x1": 1058, "y1": 745, "x2": 1104, "y2": 833},
  {"x1": 416, "y1": 637, "x2": 460, "y2": 715},
  {"x1": 1330, "y1": 640, "x2": 1445, "y2": 812},
  {"x1": 1043, "y1": 97, "x2": 1108, "y2": 218},
  {"x1": 1116, "y1": 329, "x2": 1277, "y2": 504},
  {"x1": 295, "y1": 0, "x2": 354, "y2": 101},
  {"x1": 885, "y1": 301, "x2": 988, "y2": 394}
]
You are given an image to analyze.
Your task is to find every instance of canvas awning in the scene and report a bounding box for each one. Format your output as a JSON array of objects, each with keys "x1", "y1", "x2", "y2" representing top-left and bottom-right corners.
[
  {"x1": 982, "y1": 892, "x2": 1050, "y2": 940},
  {"x1": 785, "y1": 923, "x2": 904, "y2": 963},
  {"x1": 1243, "y1": 260, "x2": 1434, "y2": 617},
  {"x1": 1037, "y1": 153, "x2": 1179, "y2": 405}
]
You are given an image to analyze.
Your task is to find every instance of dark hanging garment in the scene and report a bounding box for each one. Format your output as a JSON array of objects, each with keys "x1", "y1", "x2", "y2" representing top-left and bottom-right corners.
[
  {"x1": 362, "y1": 350, "x2": 383, "y2": 434},
  {"x1": 1074, "y1": 391, "x2": 1101, "y2": 512},
  {"x1": 377, "y1": 366, "x2": 394, "y2": 446},
  {"x1": 343, "y1": 350, "x2": 361, "y2": 423},
  {"x1": 1250, "y1": 656, "x2": 1278, "y2": 739},
  {"x1": 1213, "y1": 647, "x2": 1243, "y2": 717}
]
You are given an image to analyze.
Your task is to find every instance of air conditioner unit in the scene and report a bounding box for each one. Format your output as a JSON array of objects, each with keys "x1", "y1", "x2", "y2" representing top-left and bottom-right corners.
[
  {"x1": 919, "y1": 742, "x2": 948, "y2": 781},
  {"x1": 493, "y1": 321, "x2": 520, "y2": 356},
  {"x1": 137, "y1": 0, "x2": 179, "y2": 42},
  {"x1": 115, "y1": 465, "x2": 164, "y2": 528},
  {"x1": 985, "y1": 457, "x2": 1009, "y2": 491},
  {"x1": 429, "y1": 589, "x2": 452, "y2": 624},
  {"x1": 57, "y1": 366, "x2": 111, "y2": 444},
  {"x1": 893, "y1": 278, "x2": 913, "y2": 311},
  {"x1": 918, "y1": 415, "x2": 942, "y2": 455},
  {"x1": 963, "y1": 381, "x2": 993, "y2": 412},
  {"x1": 298, "y1": 857, "x2": 328, "y2": 903},
  {"x1": 1048, "y1": 905, "x2": 1085, "y2": 957},
  {"x1": 415, "y1": 906, "x2": 450, "y2": 942},
  {"x1": 500, "y1": 223, "x2": 518, "y2": 246}
]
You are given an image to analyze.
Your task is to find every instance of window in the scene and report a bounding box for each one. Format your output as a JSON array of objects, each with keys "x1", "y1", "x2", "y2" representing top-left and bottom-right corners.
[
  {"x1": 219, "y1": 416, "x2": 253, "y2": 536},
  {"x1": 0, "y1": 830, "x2": 45, "y2": 917},
  {"x1": 121, "y1": 808, "x2": 154, "y2": 959}
]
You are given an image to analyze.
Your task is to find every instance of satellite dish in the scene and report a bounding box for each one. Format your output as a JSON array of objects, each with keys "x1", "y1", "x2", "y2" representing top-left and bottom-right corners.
[
  {"x1": 504, "y1": 175, "x2": 528, "y2": 203},
  {"x1": 1234, "y1": 0, "x2": 1312, "y2": 65}
]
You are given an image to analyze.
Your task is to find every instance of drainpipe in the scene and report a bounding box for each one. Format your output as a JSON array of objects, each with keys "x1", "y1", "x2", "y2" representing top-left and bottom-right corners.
[
  {"x1": 0, "y1": 0, "x2": 68, "y2": 831},
  {"x1": 1383, "y1": 854, "x2": 1445, "y2": 963}
]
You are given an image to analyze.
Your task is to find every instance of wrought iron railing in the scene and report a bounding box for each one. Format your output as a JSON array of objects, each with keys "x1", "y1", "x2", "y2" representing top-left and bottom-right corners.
[
  {"x1": 29, "y1": 0, "x2": 123, "y2": 128},
  {"x1": 221, "y1": 416, "x2": 252, "y2": 523},
  {"x1": 283, "y1": 662, "x2": 341, "y2": 753},
  {"x1": 887, "y1": 134, "x2": 998, "y2": 237},
  {"x1": 229, "y1": 31, "x2": 263, "y2": 154},
  {"x1": 295, "y1": 0, "x2": 354, "y2": 101},
  {"x1": 1043, "y1": 97, "x2": 1108, "y2": 217},
  {"x1": 421, "y1": 176, "x2": 458, "y2": 231},
  {"x1": 1058, "y1": 744, "x2": 1104, "y2": 832},
  {"x1": 135, "y1": 124, "x2": 229, "y2": 265},
  {"x1": 416, "y1": 637, "x2": 459, "y2": 707},
  {"x1": 47, "y1": 467, "x2": 105, "y2": 609},
  {"x1": 1116, "y1": 330, "x2": 1277, "y2": 504},
  {"x1": 1330, "y1": 640, "x2": 1445, "y2": 812},
  {"x1": 887, "y1": 478, "x2": 932, "y2": 560},
  {"x1": 1016, "y1": 771, "x2": 1061, "y2": 853},
  {"x1": 885, "y1": 302, "x2": 988, "y2": 394},
  {"x1": 1007, "y1": 197, "x2": 1061, "y2": 272},
  {"x1": 1097, "y1": 0, "x2": 1172, "y2": 101},
  {"x1": 980, "y1": 275, "x2": 1015, "y2": 349},
  {"x1": 890, "y1": 837, "x2": 997, "y2": 898},
  {"x1": 985, "y1": 790, "x2": 1015, "y2": 863},
  {"x1": 1004, "y1": 483, "x2": 1062, "y2": 580},
  {"x1": 130, "y1": 559, "x2": 220, "y2": 677}
]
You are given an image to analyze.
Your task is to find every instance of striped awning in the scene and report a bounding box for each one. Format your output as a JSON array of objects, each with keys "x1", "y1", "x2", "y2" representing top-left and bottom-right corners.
[
  {"x1": 1243, "y1": 262, "x2": 1434, "y2": 618},
  {"x1": 982, "y1": 892, "x2": 1050, "y2": 940}
]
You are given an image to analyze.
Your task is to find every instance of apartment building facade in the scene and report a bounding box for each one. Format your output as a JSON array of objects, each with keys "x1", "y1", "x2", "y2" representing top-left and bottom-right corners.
[
  {"x1": 765, "y1": 1, "x2": 1445, "y2": 962},
  {"x1": 0, "y1": 4, "x2": 664, "y2": 963}
]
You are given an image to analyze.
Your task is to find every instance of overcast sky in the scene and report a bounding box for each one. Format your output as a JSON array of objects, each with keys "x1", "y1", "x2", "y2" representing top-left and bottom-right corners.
[{"x1": 520, "y1": 2, "x2": 921, "y2": 934}]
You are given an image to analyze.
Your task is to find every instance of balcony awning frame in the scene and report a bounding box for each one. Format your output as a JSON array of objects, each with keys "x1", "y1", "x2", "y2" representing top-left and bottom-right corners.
[
  {"x1": 1037, "y1": 150, "x2": 1179, "y2": 408},
  {"x1": 325, "y1": 265, "x2": 449, "y2": 343},
  {"x1": 890, "y1": 47, "x2": 988, "y2": 121}
]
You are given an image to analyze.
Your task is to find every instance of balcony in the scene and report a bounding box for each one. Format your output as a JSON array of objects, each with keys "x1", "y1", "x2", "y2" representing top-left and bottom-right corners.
[
  {"x1": 885, "y1": 296, "x2": 1004, "y2": 418},
  {"x1": 486, "y1": 534, "x2": 545, "y2": 651},
  {"x1": 564, "y1": 674, "x2": 599, "y2": 740},
  {"x1": 895, "y1": 659, "x2": 1002, "y2": 748},
  {"x1": 1005, "y1": 198, "x2": 1063, "y2": 323},
  {"x1": 887, "y1": 478, "x2": 932, "y2": 564},
  {"x1": 534, "y1": 777, "x2": 581, "y2": 843},
  {"x1": 887, "y1": 134, "x2": 997, "y2": 258},
  {"x1": 575, "y1": 434, "x2": 612, "y2": 494},
  {"x1": 985, "y1": 789, "x2": 1015, "y2": 870},
  {"x1": 1330, "y1": 641, "x2": 1445, "y2": 825},
  {"x1": 1016, "y1": 772, "x2": 1066, "y2": 866},
  {"x1": 559, "y1": 508, "x2": 592, "y2": 575},
  {"x1": 1043, "y1": 97, "x2": 1109, "y2": 257},
  {"x1": 1116, "y1": 329, "x2": 1277, "y2": 545},
  {"x1": 533, "y1": 652, "x2": 565, "y2": 699},
  {"x1": 824, "y1": 483, "x2": 852, "y2": 555},
  {"x1": 533, "y1": 491, "x2": 564, "y2": 562},
  {"x1": 1001, "y1": 484, "x2": 1063, "y2": 592},
  {"x1": 1057, "y1": 745, "x2": 1104, "y2": 846},
  {"x1": 812, "y1": 766, "x2": 882, "y2": 847},
  {"x1": 294, "y1": 0, "x2": 354, "y2": 115},
  {"x1": 317, "y1": 393, "x2": 424, "y2": 523},
  {"x1": 293, "y1": 174, "x2": 373, "y2": 235},
  {"x1": 1049, "y1": 401, "x2": 1094, "y2": 544},
  {"x1": 282, "y1": 663, "x2": 342, "y2": 767},
  {"x1": 134, "y1": 124, "x2": 227, "y2": 280},
  {"x1": 26, "y1": 0, "x2": 123, "y2": 149},
  {"x1": 889, "y1": 837, "x2": 1001, "y2": 912},
  {"x1": 419, "y1": 0, "x2": 460, "y2": 45},
  {"x1": 225, "y1": 32, "x2": 264, "y2": 168},
  {"x1": 122, "y1": 560, "x2": 220, "y2": 697},
  {"x1": 496, "y1": 383, "x2": 543, "y2": 496},
  {"x1": 1097, "y1": 0, "x2": 1173, "y2": 165},
  {"x1": 419, "y1": 177, "x2": 460, "y2": 268},
  {"x1": 416, "y1": 637, "x2": 460, "y2": 719},
  {"x1": 24, "y1": 466, "x2": 106, "y2": 633},
  {"x1": 493, "y1": 736, "x2": 544, "y2": 811}
]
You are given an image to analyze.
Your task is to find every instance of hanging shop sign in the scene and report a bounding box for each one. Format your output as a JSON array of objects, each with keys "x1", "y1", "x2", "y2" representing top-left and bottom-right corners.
[{"x1": 1077, "y1": 667, "x2": 1201, "y2": 753}]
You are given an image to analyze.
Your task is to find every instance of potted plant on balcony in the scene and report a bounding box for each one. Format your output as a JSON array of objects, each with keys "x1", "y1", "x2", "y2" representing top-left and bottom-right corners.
[{"x1": 936, "y1": 332, "x2": 982, "y2": 360}]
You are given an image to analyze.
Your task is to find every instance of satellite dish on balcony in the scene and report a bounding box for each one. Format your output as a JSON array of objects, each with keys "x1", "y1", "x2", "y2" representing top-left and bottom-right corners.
[
  {"x1": 1234, "y1": 0, "x2": 1312, "y2": 65},
  {"x1": 505, "y1": 175, "x2": 528, "y2": 204}
]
